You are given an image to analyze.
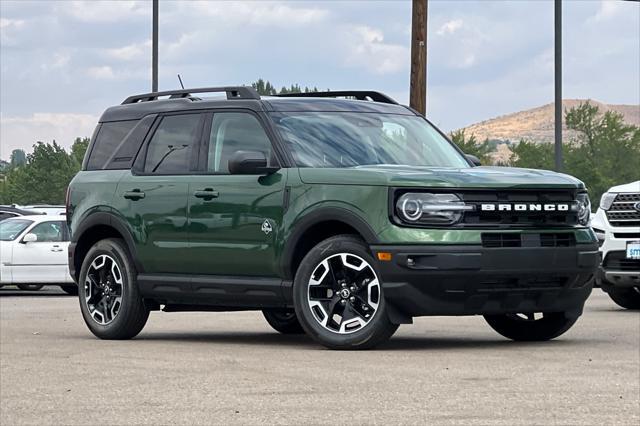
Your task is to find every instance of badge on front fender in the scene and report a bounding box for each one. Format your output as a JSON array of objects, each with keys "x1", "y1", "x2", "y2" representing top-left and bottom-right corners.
[{"x1": 261, "y1": 219, "x2": 273, "y2": 235}]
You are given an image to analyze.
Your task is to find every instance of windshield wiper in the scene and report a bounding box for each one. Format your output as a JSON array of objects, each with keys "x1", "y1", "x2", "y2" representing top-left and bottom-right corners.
[{"x1": 152, "y1": 144, "x2": 187, "y2": 173}]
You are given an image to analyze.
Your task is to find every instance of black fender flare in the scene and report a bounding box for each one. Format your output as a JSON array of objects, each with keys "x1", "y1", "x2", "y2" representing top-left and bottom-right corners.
[
  {"x1": 70, "y1": 211, "x2": 142, "y2": 275},
  {"x1": 279, "y1": 207, "x2": 379, "y2": 280}
]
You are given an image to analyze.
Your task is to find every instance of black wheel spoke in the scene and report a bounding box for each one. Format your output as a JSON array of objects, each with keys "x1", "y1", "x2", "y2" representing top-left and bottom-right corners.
[
  {"x1": 84, "y1": 254, "x2": 124, "y2": 325},
  {"x1": 307, "y1": 252, "x2": 380, "y2": 334}
]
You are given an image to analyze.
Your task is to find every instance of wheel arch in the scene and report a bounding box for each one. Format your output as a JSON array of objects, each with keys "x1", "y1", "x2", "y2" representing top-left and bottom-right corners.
[
  {"x1": 70, "y1": 212, "x2": 140, "y2": 282},
  {"x1": 280, "y1": 207, "x2": 378, "y2": 280}
]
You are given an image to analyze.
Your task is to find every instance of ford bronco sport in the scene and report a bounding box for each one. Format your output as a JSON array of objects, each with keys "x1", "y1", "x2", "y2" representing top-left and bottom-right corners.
[{"x1": 67, "y1": 87, "x2": 598, "y2": 349}]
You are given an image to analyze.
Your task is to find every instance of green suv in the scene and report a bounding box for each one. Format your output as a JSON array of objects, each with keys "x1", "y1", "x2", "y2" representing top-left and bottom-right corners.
[{"x1": 67, "y1": 87, "x2": 598, "y2": 349}]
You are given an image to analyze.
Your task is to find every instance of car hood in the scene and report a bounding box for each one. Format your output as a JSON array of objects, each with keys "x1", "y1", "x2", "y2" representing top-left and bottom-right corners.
[
  {"x1": 606, "y1": 180, "x2": 640, "y2": 194},
  {"x1": 298, "y1": 165, "x2": 585, "y2": 189}
]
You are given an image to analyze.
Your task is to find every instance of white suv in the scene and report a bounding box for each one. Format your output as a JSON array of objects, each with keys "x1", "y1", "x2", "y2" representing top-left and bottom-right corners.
[{"x1": 591, "y1": 181, "x2": 640, "y2": 309}]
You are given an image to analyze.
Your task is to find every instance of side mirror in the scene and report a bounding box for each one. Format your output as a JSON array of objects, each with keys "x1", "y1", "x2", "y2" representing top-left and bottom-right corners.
[
  {"x1": 228, "y1": 151, "x2": 278, "y2": 175},
  {"x1": 465, "y1": 154, "x2": 482, "y2": 167},
  {"x1": 22, "y1": 233, "x2": 37, "y2": 243}
]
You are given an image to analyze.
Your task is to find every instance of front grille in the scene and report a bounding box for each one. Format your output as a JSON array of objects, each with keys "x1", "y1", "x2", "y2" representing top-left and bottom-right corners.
[
  {"x1": 606, "y1": 193, "x2": 640, "y2": 227},
  {"x1": 460, "y1": 190, "x2": 579, "y2": 227},
  {"x1": 603, "y1": 251, "x2": 640, "y2": 272},
  {"x1": 476, "y1": 276, "x2": 568, "y2": 292},
  {"x1": 481, "y1": 233, "x2": 576, "y2": 248}
]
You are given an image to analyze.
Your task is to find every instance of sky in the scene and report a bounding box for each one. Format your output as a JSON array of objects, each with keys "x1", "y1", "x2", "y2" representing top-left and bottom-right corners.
[{"x1": 0, "y1": 0, "x2": 639, "y2": 159}]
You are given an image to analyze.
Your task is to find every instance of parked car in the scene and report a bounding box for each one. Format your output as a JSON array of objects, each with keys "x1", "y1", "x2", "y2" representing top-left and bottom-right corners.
[
  {"x1": 67, "y1": 87, "x2": 598, "y2": 349},
  {"x1": 17, "y1": 205, "x2": 66, "y2": 216},
  {"x1": 591, "y1": 181, "x2": 640, "y2": 309},
  {"x1": 0, "y1": 205, "x2": 44, "y2": 222},
  {"x1": 0, "y1": 215, "x2": 77, "y2": 294}
]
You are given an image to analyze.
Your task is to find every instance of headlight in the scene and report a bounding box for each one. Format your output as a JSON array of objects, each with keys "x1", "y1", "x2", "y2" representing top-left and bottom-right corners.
[
  {"x1": 576, "y1": 193, "x2": 591, "y2": 226},
  {"x1": 599, "y1": 192, "x2": 616, "y2": 211},
  {"x1": 395, "y1": 193, "x2": 473, "y2": 225}
]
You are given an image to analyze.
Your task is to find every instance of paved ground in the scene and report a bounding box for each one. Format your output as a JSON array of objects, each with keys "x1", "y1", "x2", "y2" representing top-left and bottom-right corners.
[{"x1": 0, "y1": 287, "x2": 638, "y2": 425}]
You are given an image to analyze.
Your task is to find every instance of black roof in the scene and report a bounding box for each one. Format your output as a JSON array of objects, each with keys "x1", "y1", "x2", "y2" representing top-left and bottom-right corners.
[{"x1": 99, "y1": 88, "x2": 415, "y2": 122}]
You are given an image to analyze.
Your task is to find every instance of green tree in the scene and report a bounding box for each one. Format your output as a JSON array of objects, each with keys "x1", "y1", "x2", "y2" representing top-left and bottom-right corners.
[
  {"x1": 251, "y1": 79, "x2": 320, "y2": 96},
  {"x1": 564, "y1": 102, "x2": 640, "y2": 202},
  {"x1": 510, "y1": 139, "x2": 555, "y2": 170},
  {"x1": 10, "y1": 149, "x2": 26, "y2": 167},
  {"x1": 449, "y1": 129, "x2": 491, "y2": 164},
  {"x1": 5, "y1": 141, "x2": 78, "y2": 204},
  {"x1": 70, "y1": 137, "x2": 90, "y2": 167}
]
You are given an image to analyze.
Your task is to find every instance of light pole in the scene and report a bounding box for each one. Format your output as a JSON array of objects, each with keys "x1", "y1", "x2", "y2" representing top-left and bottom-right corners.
[
  {"x1": 410, "y1": 0, "x2": 428, "y2": 116},
  {"x1": 554, "y1": 0, "x2": 563, "y2": 172},
  {"x1": 152, "y1": 0, "x2": 158, "y2": 92}
]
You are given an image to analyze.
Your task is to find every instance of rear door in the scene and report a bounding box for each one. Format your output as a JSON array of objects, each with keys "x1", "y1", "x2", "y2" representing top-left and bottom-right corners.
[
  {"x1": 187, "y1": 111, "x2": 286, "y2": 277},
  {"x1": 11, "y1": 220, "x2": 68, "y2": 283},
  {"x1": 116, "y1": 112, "x2": 204, "y2": 274}
]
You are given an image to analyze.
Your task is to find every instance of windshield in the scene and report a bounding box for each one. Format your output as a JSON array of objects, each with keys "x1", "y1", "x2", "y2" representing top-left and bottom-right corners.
[
  {"x1": 270, "y1": 112, "x2": 470, "y2": 168},
  {"x1": 0, "y1": 219, "x2": 33, "y2": 241}
]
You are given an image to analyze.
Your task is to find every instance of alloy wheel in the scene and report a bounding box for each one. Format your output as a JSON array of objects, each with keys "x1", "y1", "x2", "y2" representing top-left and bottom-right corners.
[
  {"x1": 307, "y1": 253, "x2": 380, "y2": 334},
  {"x1": 84, "y1": 254, "x2": 124, "y2": 325}
]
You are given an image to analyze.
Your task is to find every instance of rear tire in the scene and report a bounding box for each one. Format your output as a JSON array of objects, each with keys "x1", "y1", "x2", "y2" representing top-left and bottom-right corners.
[
  {"x1": 484, "y1": 312, "x2": 578, "y2": 341},
  {"x1": 60, "y1": 285, "x2": 79, "y2": 296},
  {"x1": 293, "y1": 235, "x2": 398, "y2": 350},
  {"x1": 17, "y1": 284, "x2": 44, "y2": 291},
  {"x1": 607, "y1": 287, "x2": 640, "y2": 310},
  {"x1": 262, "y1": 309, "x2": 304, "y2": 334},
  {"x1": 78, "y1": 238, "x2": 149, "y2": 340}
]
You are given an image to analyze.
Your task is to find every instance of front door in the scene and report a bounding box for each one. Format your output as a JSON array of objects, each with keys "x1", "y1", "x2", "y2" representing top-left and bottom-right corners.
[
  {"x1": 11, "y1": 220, "x2": 69, "y2": 283},
  {"x1": 187, "y1": 111, "x2": 286, "y2": 277},
  {"x1": 115, "y1": 112, "x2": 204, "y2": 274}
]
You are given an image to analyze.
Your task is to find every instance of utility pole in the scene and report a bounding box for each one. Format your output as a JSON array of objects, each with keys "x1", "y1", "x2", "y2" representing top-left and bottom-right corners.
[
  {"x1": 152, "y1": 0, "x2": 159, "y2": 92},
  {"x1": 554, "y1": 0, "x2": 563, "y2": 172},
  {"x1": 410, "y1": 0, "x2": 427, "y2": 115}
]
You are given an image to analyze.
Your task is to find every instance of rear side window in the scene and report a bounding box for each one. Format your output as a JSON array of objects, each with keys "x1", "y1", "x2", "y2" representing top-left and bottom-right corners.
[
  {"x1": 144, "y1": 114, "x2": 202, "y2": 174},
  {"x1": 86, "y1": 120, "x2": 137, "y2": 170}
]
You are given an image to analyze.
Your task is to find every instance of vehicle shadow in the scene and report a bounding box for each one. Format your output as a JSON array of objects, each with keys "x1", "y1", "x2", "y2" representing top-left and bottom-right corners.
[
  {"x1": 128, "y1": 330, "x2": 599, "y2": 351},
  {"x1": 0, "y1": 288, "x2": 72, "y2": 297}
]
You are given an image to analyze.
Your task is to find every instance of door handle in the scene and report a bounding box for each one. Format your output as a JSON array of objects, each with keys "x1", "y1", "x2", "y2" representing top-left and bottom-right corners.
[
  {"x1": 124, "y1": 189, "x2": 145, "y2": 200},
  {"x1": 193, "y1": 188, "x2": 219, "y2": 200},
  {"x1": 51, "y1": 245, "x2": 64, "y2": 252}
]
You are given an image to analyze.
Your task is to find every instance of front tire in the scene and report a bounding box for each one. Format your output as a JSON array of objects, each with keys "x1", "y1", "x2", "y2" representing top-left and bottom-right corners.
[
  {"x1": 78, "y1": 238, "x2": 149, "y2": 340},
  {"x1": 293, "y1": 235, "x2": 398, "y2": 350},
  {"x1": 484, "y1": 312, "x2": 578, "y2": 341},
  {"x1": 607, "y1": 287, "x2": 640, "y2": 310},
  {"x1": 17, "y1": 284, "x2": 44, "y2": 291},
  {"x1": 262, "y1": 309, "x2": 304, "y2": 334}
]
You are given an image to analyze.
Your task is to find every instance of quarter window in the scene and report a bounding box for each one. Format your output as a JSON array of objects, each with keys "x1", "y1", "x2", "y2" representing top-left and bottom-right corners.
[
  {"x1": 144, "y1": 114, "x2": 201, "y2": 174},
  {"x1": 207, "y1": 113, "x2": 273, "y2": 174},
  {"x1": 86, "y1": 120, "x2": 138, "y2": 170},
  {"x1": 29, "y1": 221, "x2": 68, "y2": 242}
]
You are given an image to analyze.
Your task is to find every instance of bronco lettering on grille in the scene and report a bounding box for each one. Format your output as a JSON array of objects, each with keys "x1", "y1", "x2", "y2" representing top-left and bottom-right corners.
[{"x1": 480, "y1": 203, "x2": 570, "y2": 212}]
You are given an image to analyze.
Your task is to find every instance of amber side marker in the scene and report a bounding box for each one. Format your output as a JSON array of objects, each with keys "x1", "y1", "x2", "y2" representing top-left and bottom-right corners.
[{"x1": 377, "y1": 252, "x2": 392, "y2": 261}]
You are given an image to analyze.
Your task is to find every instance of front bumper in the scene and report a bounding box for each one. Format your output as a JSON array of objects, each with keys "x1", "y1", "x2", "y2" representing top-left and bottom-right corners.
[{"x1": 371, "y1": 243, "x2": 599, "y2": 317}]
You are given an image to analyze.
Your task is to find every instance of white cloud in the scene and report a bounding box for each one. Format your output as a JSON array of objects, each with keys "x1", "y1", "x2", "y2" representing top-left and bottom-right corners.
[
  {"x1": 107, "y1": 40, "x2": 151, "y2": 61},
  {"x1": 62, "y1": 1, "x2": 148, "y2": 23},
  {"x1": 437, "y1": 19, "x2": 463, "y2": 36},
  {"x1": 344, "y1": 26, "x2": 409, "y2": 75},
  {"x1": 179, "y1": 2, "x2": 329, "y2": 27},
  {"x1": 0, "y1": 113, "x2": 98, "y2": 158},
  {"x1": 588, "y1": 0, "x2": 624, "y2": 23},
  {"x1": 85, "y1": 66, "x2": 115, "y2": 80}
]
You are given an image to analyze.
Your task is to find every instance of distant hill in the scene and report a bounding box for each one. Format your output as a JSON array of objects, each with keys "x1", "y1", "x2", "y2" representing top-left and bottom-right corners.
[{"x1": 461, "y1": 99, "x2": 640, "y2": 144}]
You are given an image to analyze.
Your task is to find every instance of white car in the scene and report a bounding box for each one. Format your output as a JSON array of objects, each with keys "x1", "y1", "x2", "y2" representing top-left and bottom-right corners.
[
  {"x1": 16, "y1": 204, "x2": 66, "y2": 216},
  {"x1": 591, "y1": 181, "x2": 640, "y2": 309},
  {"x1": 0, "y1": 215, "x2": 77, "y2": 294}
]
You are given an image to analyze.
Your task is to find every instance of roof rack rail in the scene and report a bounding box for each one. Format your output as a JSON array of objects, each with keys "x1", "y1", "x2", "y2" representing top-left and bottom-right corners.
[
  {"x1": 274, "y1": 90, "x2": 398, "y2": 105},
  {"x1": 122, "y1": 86, "x2": 260, "y2": 104}
]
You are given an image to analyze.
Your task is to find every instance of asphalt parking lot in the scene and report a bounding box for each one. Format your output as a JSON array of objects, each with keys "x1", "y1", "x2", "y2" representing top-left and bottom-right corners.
[{"x1": 0, "y1": 287, "x2": 638, "y2": 425}]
